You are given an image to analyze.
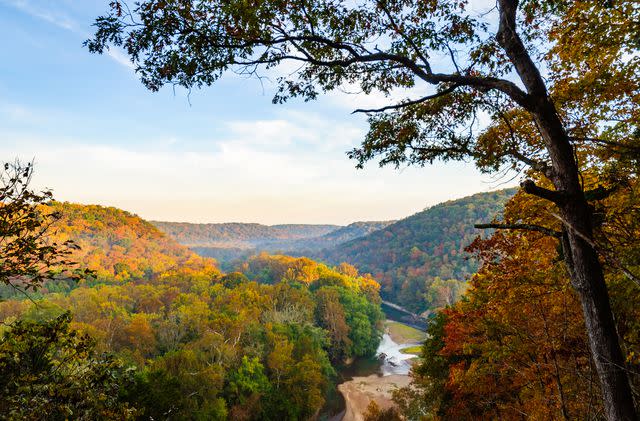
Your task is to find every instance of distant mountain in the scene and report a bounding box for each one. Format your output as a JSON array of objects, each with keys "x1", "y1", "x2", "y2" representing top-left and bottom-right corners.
[
  {"x1": 317, "y1": 189, "x2": 516, "y2": 313},
  {"x1": 152, "y1": 220, "x2": 394, "y2": 261},
  {"x1": 180, "y1": 220, "x2": 393, "y2": 271},
  {"x1": 150, "y1": 221, "x2": 340, "y2": 248},
  {"x1": 151, "y1": 190, "x2": 515, "y2": 314},
  {"x1": 278, "y1": 220, "x2": 395, "y2": 252}
]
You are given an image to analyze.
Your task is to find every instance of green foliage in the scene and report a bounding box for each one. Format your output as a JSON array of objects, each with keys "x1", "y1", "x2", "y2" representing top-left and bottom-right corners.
[
  {"x1": 0, "y1": 161, "x2": 87, "y2": 297},
  {"x1": 0, "y1": 248, "x2": 383, "y2": 420},
  {"x1": 0, "y1": 167, "x2": 385, "y2": 420},
  {"x1": 226, "y1": 356, "x2": 271, "y2": 404},
  {"x1": 320, "y1": 189, "x2": 515, "y2": 312},
  {"x1": 0, "y1": 312, "x2": 135, "y2": 420}
]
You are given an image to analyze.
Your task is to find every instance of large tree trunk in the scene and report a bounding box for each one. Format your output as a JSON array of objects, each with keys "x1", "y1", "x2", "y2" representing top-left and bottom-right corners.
[
  {"x1": 495, "y1": 1, "x2": 637, "y2": 419},
  {"x1": 560, "y1": 194, "x2": 637, "y2": 421},
  {"x1": 533, "y1": 86, "x2": 637, "y2": 421}
]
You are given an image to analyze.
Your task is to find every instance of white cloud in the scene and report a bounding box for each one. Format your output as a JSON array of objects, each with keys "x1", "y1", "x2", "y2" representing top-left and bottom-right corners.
[
  {"x1": 106, "y1": 48, "x2": 135, "y2": 70},
  {"x1": 1, "y1": 107, "x2": 510, "y2": 224}
]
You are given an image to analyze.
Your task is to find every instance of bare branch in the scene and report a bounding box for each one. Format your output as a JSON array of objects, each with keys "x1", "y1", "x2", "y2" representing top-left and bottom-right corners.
[
  {"x1": 570, "y1": 137, "x2": 640, "y2": 154},
  {"x1": 351, "y1": 85, "x2": 459, "y2": 114},
  {"x1": 548, "y1": 211, "x2": 640, "y2": 288}
]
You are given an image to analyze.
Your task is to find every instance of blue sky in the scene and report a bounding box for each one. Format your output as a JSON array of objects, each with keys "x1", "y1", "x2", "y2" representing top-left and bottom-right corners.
[{"x1": 0, "y1": 0, "x2": 508, "y2": 224}]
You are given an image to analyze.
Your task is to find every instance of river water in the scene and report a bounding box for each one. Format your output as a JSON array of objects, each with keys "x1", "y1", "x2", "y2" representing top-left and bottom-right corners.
[
  {"x1": 377, "y1": 333, "x2": 419, "y2": 376},
  {"x1": 320, "y1": 322, "x2": 423, "y2": 420}
]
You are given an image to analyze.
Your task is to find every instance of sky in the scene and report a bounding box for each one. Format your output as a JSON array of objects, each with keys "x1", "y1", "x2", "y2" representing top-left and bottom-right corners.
[{"x1": 0, "y1": 0, "x2": 511, "y2": 225}]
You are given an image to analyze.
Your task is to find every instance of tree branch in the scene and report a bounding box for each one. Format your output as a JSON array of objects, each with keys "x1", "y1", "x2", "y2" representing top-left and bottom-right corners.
[
  {"x1": 351, "y1": 85, "x2": 459, "y2": 114},
  {"x1": 584, "y1": 184, "x2": 619, "y2": 202},
  {"x1": 521, "y1": 179, "x2": 569, "y2": 204},
  {"x1": 570, "y1": 137, "x2": 640, "y2": 154},
  {"x1": 474, "y1": 223, "x2": 561, "y2": 238}
]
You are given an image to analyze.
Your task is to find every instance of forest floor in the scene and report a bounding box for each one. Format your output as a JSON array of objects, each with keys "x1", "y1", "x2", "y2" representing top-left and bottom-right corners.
[{"x1": 338, "y1": 321, "x2": 425, "y2": 421}]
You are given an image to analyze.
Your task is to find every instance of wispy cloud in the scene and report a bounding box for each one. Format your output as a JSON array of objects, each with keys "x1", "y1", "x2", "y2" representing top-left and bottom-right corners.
[
  {"x1": 1, "y1": 0, "x2": 133, "y2": 70},
  {"x1": 106, "y1": 48, "x2": 135, "y2": 70},
  {"x1": 2, "y1": 108, "x2": 498, "y2": 224},
  {"x1": 2, "y1": 0, "x2": 77, "y2": 31}
]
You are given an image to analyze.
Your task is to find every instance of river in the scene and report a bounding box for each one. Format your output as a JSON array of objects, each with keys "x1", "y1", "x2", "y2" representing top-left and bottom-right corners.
[{"x1": 320, "y1": 319, "x2": 424, "y2": 420}]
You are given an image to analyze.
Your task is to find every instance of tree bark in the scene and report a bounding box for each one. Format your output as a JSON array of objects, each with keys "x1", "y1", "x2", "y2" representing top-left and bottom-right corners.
[
  {"x1": 496, "y1": 1, "x2": 637, "y2": 419},
  {"x1": 559, "y1": 197, "x2": 636, "y2": 421}
]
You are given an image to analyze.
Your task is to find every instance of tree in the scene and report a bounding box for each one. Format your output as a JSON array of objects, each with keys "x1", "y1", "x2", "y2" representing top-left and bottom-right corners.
[
  {"x1": 86, "y1": 1, "x2": 639, "y2": 417},
  {"x1": 226, "y1": 355, "x2": 270, "y2": 405},
  {"x1": 363, "y1": 401, "x2": 402, "y2": 421},
  {"x1": 314, "y1": 287, "x2": 352, "y2": 360},
  {"x1": 0, "y1": 312, "x2": 135, "y2": 420},
  {"x1": 0, "y1": 161, "x2": 84, "y2": 296}
]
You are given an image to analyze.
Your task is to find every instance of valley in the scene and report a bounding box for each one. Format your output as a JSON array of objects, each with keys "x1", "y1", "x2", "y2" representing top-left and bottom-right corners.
[
  {"x1": 4, "y1": 1, "x2": 638, "y2": 418},
  {"x1": 0, "y1": 191, "x2": 496, "y2": 420},
  {"x1": 153, "y1": 189, "x2": 515, "y2": 314}
]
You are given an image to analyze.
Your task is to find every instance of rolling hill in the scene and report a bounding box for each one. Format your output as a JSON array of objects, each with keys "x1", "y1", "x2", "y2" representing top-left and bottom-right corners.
[
  {"x1": 317, "y1": 189, "x2": 516, "y2": 313},
  {"x1": 151, "y1": 190, "x2": 515, "y2": 313},
  {"x1": 152, "y1": 220, "x2": 394, "y2": 268},
  {"x1": 49, "y1": 202, "x2": 219, "y2": 282},
  {"x1": 150, "y1": 221, "x2": 340, "y2": 248}
]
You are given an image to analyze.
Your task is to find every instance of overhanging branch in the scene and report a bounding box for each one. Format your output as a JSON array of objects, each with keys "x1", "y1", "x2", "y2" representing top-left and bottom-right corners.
[
  {"x1": 351, "y1": 85, "x2": 460, "y2": 114},
  {"x1": 521, "y1": 179, "x2": 568, "y2": 204},
  {"x1": 475, "y1": 223, "x2": 561, "y2": 238}
]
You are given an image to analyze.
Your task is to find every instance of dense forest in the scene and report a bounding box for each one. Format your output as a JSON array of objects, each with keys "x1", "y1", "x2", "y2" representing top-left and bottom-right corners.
[
  {"x1": 151, "y1": 221, "x2": 340, "y2": 248},
  {"x1": 398, "y1": 179, "x2": 640, "y2": 419},
  {"x1": 155, "y1": 220, "x2": 394, "y2": 262},
  {"x1": 0, "y1": 180, "x2": 384, "y2": 420},
  {"x1": 158, "y1": 191, "x2": 513, "y2": 315},
  {"x1": 319, "y1": 190, "x2": 515, "y2": 313},
  {"x1": 271, "y1": 221, "x2": 395, "y2": 253},
  {"x1": 3, "y1": 0, "x2": 640, "y2": 419}
]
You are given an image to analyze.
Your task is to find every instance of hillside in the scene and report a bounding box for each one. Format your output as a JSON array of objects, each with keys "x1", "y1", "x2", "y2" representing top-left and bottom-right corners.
[
  {"x1": 49, "y1": 202, "x2": 219, "y2": 283},
  {"x1": 286, "y1": 220, "x2": 395, "y2": 251},
  {"x1": 154, "y1": 220, "x2": 394, "y2": 266},
  {"x1": 150, "y1": 221, "x2": 339, "y2": 248},
  {"x1": 0, "y1": 202, "x2": 384, "y2": 419},
  {"x1": 318, "y1": 189, "x2": 516, "y2": 313},
  {"x1": 255, "y1": 220, "x2": 395, "y2": 253}
]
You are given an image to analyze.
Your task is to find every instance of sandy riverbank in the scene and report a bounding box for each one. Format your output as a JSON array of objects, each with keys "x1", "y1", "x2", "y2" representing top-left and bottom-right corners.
[
  {"x1": 336, "y1": 321, "x2": 426, "y2": 421},
  {"x1": 338, "y1": 374, "x2": 411, "y2": 421}
]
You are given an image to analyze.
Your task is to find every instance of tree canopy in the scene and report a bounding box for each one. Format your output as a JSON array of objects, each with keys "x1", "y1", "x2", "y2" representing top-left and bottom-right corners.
[
  {"x1": 0, "y1": 161, "x2": 86, "y2": 296},
  {"x1": 86, "y1": 0, "x2": 639, "y2": 418}
]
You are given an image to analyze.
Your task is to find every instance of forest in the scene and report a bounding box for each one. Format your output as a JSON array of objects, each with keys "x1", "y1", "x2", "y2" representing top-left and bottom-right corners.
[
  {"x1": 150, "y1": 222, "x2": 340, "y2": 248},
  {"x1": 154, "y1": 220, "x2": 394, "y2": 256},
  {"x1": 317, "y1": 190, "x2": 515, "y2": 314},
  {"x1": 0, "y1": 180, "x2": 384, "y2": 420},
  {"x1": 399, "y1": 180, "x2": 640, "y2": 419},
  {"x1": 157, "y1": 191, "x2": 513, "y2": 315},
  {"x1": 2, "y1": 0, "x2": 640, "y2": 420}
]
